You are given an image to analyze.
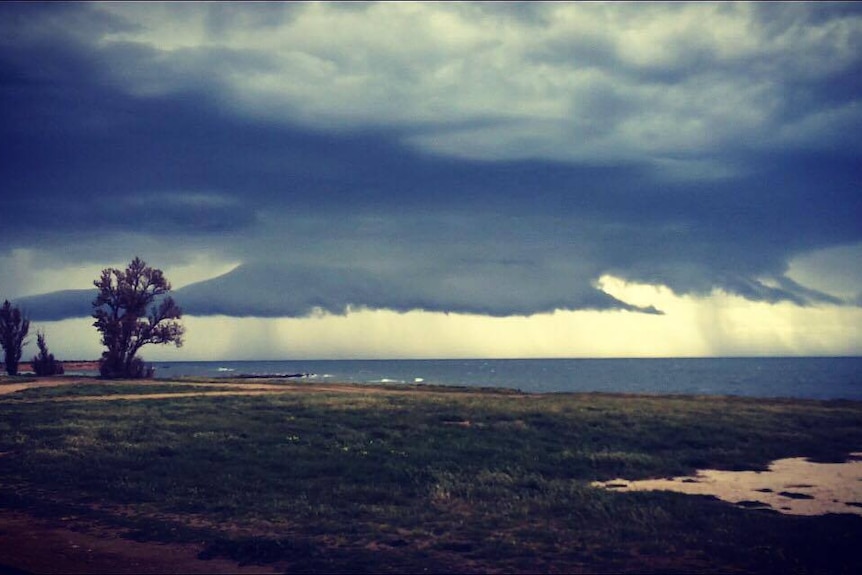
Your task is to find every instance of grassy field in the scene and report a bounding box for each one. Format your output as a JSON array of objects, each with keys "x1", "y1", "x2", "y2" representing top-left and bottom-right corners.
[{"x1": 1, "y1": 378, "x2": 862, "y2": 573}]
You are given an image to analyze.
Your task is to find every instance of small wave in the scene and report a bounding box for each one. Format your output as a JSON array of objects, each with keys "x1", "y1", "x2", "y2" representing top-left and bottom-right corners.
[
  {"x1": 414, "y1": 377, "x2": 425, "y2": 383},
  {"x1": 217, "y1": 367, "x2": 235, "y2": 372},
  {"x1": 236, "y1": 372, "x2": 315, "y2": 379}
]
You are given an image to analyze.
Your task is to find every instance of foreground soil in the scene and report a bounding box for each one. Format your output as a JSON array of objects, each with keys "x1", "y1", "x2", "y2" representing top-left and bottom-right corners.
[{"x1": 0, "y1": 509, "x2": 277, "y2": 574}]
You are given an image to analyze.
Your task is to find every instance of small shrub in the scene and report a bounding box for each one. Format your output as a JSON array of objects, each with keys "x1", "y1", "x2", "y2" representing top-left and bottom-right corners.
[{"x1": 31, "y1": 331, "x2": 64, "y2": 376}]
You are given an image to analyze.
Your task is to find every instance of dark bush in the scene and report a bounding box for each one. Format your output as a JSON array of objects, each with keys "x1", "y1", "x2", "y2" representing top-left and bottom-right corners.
[
  {"x1": 31, "y1": 330, "x2": 64, "y2": 376},
  {"x1": 98, "y1": 354, "x2": 154, "y2": 379}
]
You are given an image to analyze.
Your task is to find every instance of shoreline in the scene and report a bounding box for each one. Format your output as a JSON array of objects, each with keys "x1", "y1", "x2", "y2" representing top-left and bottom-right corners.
[
  {"x1": 2, "y1": 374, "x2": 861, "y2": 406},
  {"x1": 9, "y1": 360, "x2": 100, "y2": 373},
  {"x1": 6, "y1": 358, "x2": 861, "y2": 400}
]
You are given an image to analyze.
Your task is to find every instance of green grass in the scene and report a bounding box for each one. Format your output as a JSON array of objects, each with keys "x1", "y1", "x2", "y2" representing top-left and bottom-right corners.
[{"x1": 1, "y1": 383, "x2": 861, "y2": 572}]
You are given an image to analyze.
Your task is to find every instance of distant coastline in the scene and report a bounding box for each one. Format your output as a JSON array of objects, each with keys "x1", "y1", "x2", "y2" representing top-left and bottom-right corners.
[
  {"x1": 4, "y1": 357, "x2": 861, "y2": 401},
  {"x1": 10, "y1": 360, "x2": 100, "y2": 373},
  {"x1": 147, "y1": 357, "x2": 862, "y2": 400}
]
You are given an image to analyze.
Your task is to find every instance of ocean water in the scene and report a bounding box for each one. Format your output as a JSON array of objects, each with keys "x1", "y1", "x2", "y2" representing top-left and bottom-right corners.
[{"x1": 148, "y1": 357, "x2": 862, "y2": 400}]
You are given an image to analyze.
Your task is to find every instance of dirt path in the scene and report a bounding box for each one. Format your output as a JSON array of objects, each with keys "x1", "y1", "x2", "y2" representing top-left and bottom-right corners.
[
  {"x1": 0, "y1": 377, "x2": 312, "y2": 395},
  {"x1": 0, "y1": 377, "x2": 508, "y2": 404},
  {"x1": 3, "y1": 388, "x2": 371, "y2": 404},
  {"x1": 0, "y1": 378, "x2": 102, "y2": 396}
]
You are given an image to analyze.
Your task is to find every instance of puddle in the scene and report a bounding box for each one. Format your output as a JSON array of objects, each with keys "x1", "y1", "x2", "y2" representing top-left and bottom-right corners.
[{"x1": 592, "y1": 452, "x2": 862, "y2": 516}]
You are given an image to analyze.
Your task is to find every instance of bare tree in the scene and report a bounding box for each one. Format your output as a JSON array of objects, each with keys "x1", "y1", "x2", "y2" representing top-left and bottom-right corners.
[
  {"x1": 0, "y1": 300, "x2": 30, "y2": 376},
  {"x1": 92, "y1": 257, "x2": 184, "y2": 378}
]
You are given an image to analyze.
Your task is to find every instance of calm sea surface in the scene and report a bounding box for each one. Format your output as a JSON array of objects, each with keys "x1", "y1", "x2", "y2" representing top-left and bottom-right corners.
[{"x1": 148, "y1": 357, "x2": 862, "y2": 400}]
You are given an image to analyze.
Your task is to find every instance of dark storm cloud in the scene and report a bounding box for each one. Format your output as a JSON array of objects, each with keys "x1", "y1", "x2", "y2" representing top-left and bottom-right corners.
[
  {"x1": 172, "y1": 262, "x2": 662, "y2": 319},
  {"x1": 2, "y1": 2, "x2": 861, "y2": 320},
  {"x1": 17, "y1": 290, "x2": 95, "y2": 323},
  {"x1": 18, "y1": 260, "x2": 661, "y2": 322}
]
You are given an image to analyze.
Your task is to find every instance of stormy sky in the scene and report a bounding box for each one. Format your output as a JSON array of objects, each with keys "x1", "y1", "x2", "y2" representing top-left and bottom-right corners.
[{"x1": 1, "y1": 2, "x2": 861, "y2": 360}]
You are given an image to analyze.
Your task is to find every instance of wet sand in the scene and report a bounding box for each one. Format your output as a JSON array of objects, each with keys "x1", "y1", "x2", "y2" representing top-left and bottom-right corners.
[{"x1": 593, "y1": 453, "x2": 862, "y2": 516}]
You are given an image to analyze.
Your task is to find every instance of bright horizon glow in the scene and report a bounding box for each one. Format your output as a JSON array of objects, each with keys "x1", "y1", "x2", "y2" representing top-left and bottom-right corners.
[{"x1": 27, "y1": 274, "x2": 862, "y2": 362}]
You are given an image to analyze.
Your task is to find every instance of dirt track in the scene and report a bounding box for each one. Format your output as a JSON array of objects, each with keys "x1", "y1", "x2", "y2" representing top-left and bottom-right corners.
[
  {"x1": 2, "y1": 387, "x2": 365, "y2": 404},
  {"x1": 0, "y1": 377, "x2": 510, "y2": 406},
  {"x1": 0, "y1": 377, "x2": 389, "y2": 403}
]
